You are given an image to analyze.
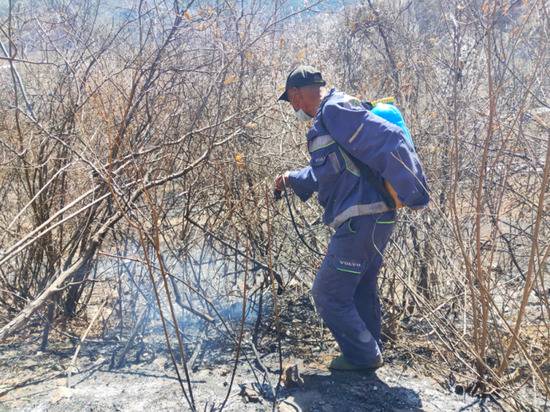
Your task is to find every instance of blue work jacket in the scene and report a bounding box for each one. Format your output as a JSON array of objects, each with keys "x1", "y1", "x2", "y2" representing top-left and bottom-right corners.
[{"x1": 287, "y1": 88, "x2": 429, "y2": 228}]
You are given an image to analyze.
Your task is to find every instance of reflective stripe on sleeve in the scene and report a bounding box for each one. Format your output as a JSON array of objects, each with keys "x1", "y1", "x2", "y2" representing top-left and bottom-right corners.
[{"x1": 348, "y1": 123, "x2": 364, "y2": 143}]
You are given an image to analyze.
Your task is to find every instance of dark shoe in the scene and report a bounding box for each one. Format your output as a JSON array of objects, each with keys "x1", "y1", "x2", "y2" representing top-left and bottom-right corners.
[{"x1": 328, "y1": 354, "x2": 384, "y2": 371}]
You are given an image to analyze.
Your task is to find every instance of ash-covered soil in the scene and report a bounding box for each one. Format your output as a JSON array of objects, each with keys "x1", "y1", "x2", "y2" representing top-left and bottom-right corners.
[
  {"x1": 0, "y1": 339, "x2": 497, "y2": 412},
  {"x1": 0, "y1": 291, "x2": 534, "y2": 411}
]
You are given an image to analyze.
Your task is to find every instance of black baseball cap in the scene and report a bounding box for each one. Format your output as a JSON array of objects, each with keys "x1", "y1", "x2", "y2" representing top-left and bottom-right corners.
[{"x1": 278, "y1": 65, "x2": 326, "y2": 102}]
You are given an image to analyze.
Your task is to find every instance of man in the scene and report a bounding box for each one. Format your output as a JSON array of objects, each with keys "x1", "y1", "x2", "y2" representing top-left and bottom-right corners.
[{"x1": 274, "y1": 65, "x2": 429, "y2": 371}]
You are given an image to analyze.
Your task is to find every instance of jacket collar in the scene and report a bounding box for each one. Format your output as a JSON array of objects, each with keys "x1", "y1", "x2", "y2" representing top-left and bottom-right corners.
[{"x1": 317, "y1": 87, "x2": 337, "y2": 116}]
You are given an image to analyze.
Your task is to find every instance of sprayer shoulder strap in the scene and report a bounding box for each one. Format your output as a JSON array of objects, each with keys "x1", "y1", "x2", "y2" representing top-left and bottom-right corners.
[{"x1": 316, "y1": 110, "x2": 397, "y2": 209}]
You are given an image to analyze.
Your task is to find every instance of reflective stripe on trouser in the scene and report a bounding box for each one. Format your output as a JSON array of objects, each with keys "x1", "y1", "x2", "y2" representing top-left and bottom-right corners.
[{"x1": 311, "y1": 211, "x2": 395, "y2": 366}]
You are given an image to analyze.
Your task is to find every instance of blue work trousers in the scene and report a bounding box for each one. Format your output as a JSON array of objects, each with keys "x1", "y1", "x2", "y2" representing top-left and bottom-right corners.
[{"x1": 311, "y1": 211, "x2": 395, "y2": 366}]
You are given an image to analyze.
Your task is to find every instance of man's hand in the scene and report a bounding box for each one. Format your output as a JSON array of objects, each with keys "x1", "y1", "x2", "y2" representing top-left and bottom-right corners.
[
  {"x1": 274, "y1": 172, "x2": 290, "y2": 192},
  {"x1": 273, "y1": 172, "x2": 290, "y2": 201}
]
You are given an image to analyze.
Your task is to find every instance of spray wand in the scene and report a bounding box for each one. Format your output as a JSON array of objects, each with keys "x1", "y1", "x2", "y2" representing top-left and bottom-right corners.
[{"x1": 273, "y1": 182, "x2": 324, "y2": 257}]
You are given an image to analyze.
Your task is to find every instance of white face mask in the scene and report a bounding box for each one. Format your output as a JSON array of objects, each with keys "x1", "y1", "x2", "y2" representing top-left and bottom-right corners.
[{"x1": 294, "y1": 109, "x2": 312, "y2": 122}]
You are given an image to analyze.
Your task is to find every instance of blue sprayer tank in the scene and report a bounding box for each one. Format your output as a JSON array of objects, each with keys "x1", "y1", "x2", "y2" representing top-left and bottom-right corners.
[{"x1": 370, "y1": 102, "x2": 414, "y2": 149}]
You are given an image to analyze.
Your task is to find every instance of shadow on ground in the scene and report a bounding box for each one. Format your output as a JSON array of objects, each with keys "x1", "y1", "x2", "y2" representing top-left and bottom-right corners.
[{"x1": 280, "y1": 369, "x2": 422, "y2": 412}]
